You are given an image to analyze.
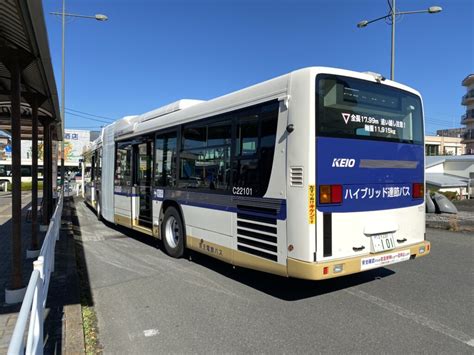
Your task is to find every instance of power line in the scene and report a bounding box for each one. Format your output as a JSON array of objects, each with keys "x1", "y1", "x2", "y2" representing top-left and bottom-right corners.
[
  {"x1": 66, "y1": 111, "x2": 111, "y2": 124},
  {"x1": 65, "y1": 107, "x2": 115, "y2": 121}
]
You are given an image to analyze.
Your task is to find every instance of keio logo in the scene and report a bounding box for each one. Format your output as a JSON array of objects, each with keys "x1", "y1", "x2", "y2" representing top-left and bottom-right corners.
[{"x1": 332, "y1": 158, "x2": 356, "y2": 168}]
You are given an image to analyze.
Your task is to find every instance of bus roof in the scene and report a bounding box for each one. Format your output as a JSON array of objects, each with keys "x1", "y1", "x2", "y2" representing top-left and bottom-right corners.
[{"x1": 105, "y1": 66, "x2": 423, "y2": 140}]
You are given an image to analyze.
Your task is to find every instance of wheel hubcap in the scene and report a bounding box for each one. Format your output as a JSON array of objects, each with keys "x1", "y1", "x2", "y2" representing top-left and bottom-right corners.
[{"x1": 165, "y1": 216, "x2": 180, "y2": 249}]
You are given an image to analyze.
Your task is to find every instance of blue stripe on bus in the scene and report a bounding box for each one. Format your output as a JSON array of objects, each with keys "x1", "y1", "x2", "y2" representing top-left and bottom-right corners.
[
  {"x1": 114, "y1": 191, "x2": 287, "y2": 220},
  {"x1": 114, "y1": 192, "x2": 139, "y2": 197},
  {"x1": 152, "y1": 196, "x2": 287, "y2": 220}
]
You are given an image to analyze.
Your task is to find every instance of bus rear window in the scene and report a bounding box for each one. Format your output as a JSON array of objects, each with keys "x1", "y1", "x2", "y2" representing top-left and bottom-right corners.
[{"x1": 316, "y1": 74, "x2": 423, "y2": 144}]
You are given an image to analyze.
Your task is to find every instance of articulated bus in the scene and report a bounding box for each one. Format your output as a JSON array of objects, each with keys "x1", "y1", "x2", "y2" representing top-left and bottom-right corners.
[
  {"x1": 82, "y1": 139, "x2": 102, "y2": 208},
  {"x1": 83, "y1": 67, "x2": 429, "y2": 280}
]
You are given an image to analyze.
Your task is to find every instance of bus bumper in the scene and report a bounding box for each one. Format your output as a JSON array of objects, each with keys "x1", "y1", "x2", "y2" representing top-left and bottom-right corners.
[{"x1": 287, "y1": 241, "x2": 430, "y2": 280}]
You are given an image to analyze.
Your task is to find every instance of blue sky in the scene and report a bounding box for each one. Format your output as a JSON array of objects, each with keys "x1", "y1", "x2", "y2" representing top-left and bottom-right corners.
[{"x1": 43, "y1": 0, "x2": 473, "y2": 135}]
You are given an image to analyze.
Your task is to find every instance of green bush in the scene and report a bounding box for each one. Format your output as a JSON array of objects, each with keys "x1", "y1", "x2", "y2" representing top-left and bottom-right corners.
[{"x1": 5, "y1": 181, "x2": 44, "y2": 191}]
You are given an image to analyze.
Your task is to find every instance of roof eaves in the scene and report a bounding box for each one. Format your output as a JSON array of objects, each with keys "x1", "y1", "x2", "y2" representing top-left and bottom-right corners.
[{"x1": 21, "y1": 0, "x2": 62, "y2": 139}]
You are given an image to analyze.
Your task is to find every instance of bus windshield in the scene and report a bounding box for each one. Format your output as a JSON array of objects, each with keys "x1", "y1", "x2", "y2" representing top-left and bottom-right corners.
[{"x1": 316, "y1": 74, "x2": 423, "y2": 145}]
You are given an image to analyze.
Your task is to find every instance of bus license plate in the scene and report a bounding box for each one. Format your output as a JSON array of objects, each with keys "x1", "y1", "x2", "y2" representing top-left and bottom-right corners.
[{"x1": 371, "y1": 233, "x2": 395, "y2": 253}]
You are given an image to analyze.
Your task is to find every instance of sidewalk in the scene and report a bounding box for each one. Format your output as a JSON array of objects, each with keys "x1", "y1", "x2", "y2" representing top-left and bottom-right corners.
[
  {"x1": 0, "y1": 192, "x2": 43, "y2": 352},
  {"x1": 0, "y1": 194, "x2": 84, "y2": 354}
]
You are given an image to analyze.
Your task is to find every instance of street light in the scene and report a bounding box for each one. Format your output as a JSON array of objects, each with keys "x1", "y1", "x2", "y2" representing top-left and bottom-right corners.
[
  {"x1": 50, "y1": 1, "x2": 108, "y2": 188},
  {"x1": 50, "y1": 12, "x2": 109, "y2": 21},
  {"x1": 357, "y1": 0, "x2": 442, "y2": 80}
]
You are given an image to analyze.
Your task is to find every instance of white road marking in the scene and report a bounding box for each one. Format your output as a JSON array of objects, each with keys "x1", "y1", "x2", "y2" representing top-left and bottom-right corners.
[
  {"x1": 143, "y1": 328, "x2": 160, "y2": 337},
  {"x1": 128, "y1": 328, "x2": 160, "y2": 341},
  {"x1": 346, "y1": 288, "x2": 474, "y2": 348}
]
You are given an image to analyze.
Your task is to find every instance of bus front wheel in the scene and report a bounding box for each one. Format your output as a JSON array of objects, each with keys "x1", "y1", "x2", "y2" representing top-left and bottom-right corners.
[{"x1": 162, "y1": 207, "x2": 184, "y2": 258}]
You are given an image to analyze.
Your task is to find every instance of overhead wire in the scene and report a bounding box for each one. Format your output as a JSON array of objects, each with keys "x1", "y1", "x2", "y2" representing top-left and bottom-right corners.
[
  {"x1": 65, "y1": 107, "x2": 115, "y2": 121},
  {"x1": 65, "y1": 111, "x2": 112, "y2": 124}
]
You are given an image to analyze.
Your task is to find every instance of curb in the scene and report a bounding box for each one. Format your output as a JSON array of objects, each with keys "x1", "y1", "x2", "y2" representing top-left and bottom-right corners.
[
  {"x1": 43, "y1": 197, "x2": 85, "y2": 354},
  {"x1": 62, "y1": 198, "x2": 86, "y2": 355}
]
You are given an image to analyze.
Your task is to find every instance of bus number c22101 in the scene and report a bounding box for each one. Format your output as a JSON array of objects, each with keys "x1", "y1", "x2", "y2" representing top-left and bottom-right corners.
[{"x1": 232, "y1": 186, "x2": 253, "y2": 196}]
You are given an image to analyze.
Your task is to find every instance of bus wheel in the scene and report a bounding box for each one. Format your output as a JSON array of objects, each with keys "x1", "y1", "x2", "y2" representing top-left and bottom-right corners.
[{"x1": 162, "y1": 207, "x2": 184, "y2": 258}]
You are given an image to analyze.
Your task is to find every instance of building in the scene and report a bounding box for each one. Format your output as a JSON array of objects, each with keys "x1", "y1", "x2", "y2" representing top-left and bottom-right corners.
[
  {"x1": 425, "y1": 135, "x2": 464, "y2": 156},
  {"x1": 436, "y1": 128, "x2": 466, "y2": 138},
  {"x1": 461, "y1": 74, "x2": 474, "y2": 154},
  {"x1": 0, "y1": 129, "x2": 99, "y2": 167},
  {"x1": 426, "y1": 155, "x2": 474, "y2": 198},
  {"x1": 61, "y1": 129, "x2": 100, "y2": 166},
  {"x1": 0, "y1": 131, "x2": 9, "y2": 148}
]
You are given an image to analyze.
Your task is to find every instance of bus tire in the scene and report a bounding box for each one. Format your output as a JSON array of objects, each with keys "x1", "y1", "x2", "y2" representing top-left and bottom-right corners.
[{"x1": 162, "y1": 206, "x2": 185, "y2": 258}]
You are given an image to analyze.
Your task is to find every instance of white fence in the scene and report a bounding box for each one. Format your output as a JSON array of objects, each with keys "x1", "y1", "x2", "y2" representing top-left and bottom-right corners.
[{"x1": 7, "y1": 191, "x2": 64, "y2": 355}]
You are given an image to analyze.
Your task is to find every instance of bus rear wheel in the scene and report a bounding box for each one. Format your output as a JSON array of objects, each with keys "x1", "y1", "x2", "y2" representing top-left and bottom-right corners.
[{"x1": 162, "y1": 207, "x2": 184, "y2": 258}]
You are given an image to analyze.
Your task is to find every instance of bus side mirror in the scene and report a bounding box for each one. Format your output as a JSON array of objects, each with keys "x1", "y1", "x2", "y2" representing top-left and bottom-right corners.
[{"x1": 286, "y1": 124, "x2": 294, "y2": 133}]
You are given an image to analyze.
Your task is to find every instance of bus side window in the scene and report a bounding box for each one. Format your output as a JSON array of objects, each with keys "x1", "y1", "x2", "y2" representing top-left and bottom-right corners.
[
  {"x1": 236, "y1": 119, "x2": 258, "y2": 157},
  {"x1": 259, "y1": 115, "x2": 278, "y2": 194},
  {"x1": 155, "y1": 132, "x2": 177, "y2": 187},
  {"x1": 233, "y1": 102, "x2": 278, "y2": 197},
  {"x1": 115, "y1": 144, "x2": 132, "y2": 187},
  {"x1": 96, "y1": 150, "x2": 102, "y2": 184},
  {"x1": 91, "y1": 156, "x2": 96, "y2": 180},
  {"x1": 179, "y1": 121, "x2": 231, "y2": 192}
]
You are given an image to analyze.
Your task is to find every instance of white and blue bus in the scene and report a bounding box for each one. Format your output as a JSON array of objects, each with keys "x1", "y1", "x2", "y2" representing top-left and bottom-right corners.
[
  {"x1": 84, "y1": 67, "x2": 429, "y2": 280},
  {"x1": 0, "y1": 159, "x2": 44, "y2": 184}
]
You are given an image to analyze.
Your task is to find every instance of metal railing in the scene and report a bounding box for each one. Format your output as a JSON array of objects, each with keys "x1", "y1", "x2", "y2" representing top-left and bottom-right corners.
[
  {"x1": 461, "y1": 109, "x2": 474, "y2": 124},
  {"x1": 7, "y1": 190, "x2": 64, "y2": 355},
  {"x1": 462, "y1": 91, "x2": 474, "y2": 105}
]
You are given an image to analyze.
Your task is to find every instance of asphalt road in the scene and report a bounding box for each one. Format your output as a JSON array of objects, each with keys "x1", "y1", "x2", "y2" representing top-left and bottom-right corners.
[{"x1": 72, "y1": 198, "x2": 474, "y2": 354}]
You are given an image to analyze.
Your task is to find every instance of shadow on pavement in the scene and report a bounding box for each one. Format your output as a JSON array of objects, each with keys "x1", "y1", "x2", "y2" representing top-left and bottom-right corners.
[
  {"x1": 186, "y1": 251, "x2": 395, "y2": 301},
  {"x1": 82, "y1": 198, "x2": 396, "y2": 302},
  {"x1": 69, "y1": 198, "x2": 94, "y2": 308},
  {"x1": 0, "y1": 194, "x2": 83, "y2": 353},
  {"x1": 43, "y1": 196, "x2": 83, "y2": 353},
  {"x1": 84, "y1": 201, "x2": 159, "y2": 249},
  {"x1": 0, "y1": 198, "x2": 38, "y2": 315}
]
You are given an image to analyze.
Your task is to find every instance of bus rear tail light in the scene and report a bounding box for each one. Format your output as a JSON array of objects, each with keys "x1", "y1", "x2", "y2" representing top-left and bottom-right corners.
[
  {"x1": 319, "y1": 185, "x2": 343, "y2": 204},
  {"x1": 412, "y1": 183, "x2": 424, "y2": 199},
  {"x1": 331, "y1": 185, "x2": 342, "y2": 203}
]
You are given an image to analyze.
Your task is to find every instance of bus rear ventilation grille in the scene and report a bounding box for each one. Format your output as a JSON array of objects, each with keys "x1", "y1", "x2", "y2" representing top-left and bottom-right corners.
[
  {"x1": 237, "y1": 206, "x2": 278, "y2": 262},
  {"x1": 290, "y1": 166, "x2": 303, "y2": 187}
]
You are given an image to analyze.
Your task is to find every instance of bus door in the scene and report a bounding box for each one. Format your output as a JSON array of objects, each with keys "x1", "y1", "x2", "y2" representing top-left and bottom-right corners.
[
  {"x1": 114, "y1": 142, "x2": 133, "y2": 227},
  {"x1": 133, "y1": 139, "x2": 153, "y2": 229},
  {"x1": 90, "y1": 154, "x2": 96, "y2": 206},
  {"x1": 153, "y1": 130, "x2": 178, "y2": 237},
  {"x1": 95, "y1": 148, "x2": 102, "y2": 208}
]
